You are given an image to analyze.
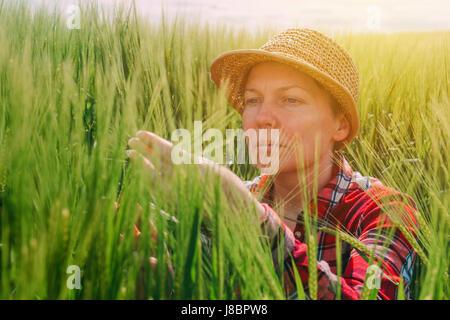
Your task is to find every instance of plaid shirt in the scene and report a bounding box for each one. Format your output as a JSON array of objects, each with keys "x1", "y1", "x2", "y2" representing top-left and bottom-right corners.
[{"x1": 244, "y1": 152, "x2": 419, "y2": 300}]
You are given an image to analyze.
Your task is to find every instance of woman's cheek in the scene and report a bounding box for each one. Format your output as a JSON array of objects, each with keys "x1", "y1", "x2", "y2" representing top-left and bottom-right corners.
[{"x1": 241, "y1": 109, "x2": 255, "y2": 130}]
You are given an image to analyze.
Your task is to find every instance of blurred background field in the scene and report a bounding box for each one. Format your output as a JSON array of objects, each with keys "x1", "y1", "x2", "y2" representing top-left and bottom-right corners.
[{"x1": 0, "y1": 0, "x2": 448, "y2": 299}]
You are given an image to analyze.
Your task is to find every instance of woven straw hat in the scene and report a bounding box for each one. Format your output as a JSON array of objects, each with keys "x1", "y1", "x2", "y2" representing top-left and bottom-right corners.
[{"x1": 209, "y1": 28, "x2": 360, "y2": 149}]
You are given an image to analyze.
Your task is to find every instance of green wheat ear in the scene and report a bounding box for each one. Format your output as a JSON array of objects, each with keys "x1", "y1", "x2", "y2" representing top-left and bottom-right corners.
[
  {"x1": 320, "y1": 227, "x2": 402, "y2": 287},
  {"x1": 320, "y1": 227, "x2": 372, "y2": 257},
  {"x1": 0, "y1": 127, "x2": 9, "y2": 193},
  {"x1": 306, "y1": 231, "x2": 318, "y2": 300}
]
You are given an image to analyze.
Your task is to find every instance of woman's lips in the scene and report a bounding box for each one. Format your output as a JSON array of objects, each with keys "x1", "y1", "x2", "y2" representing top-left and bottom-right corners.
[
  {"x1": 257, "y1": 144, "x2": 283, "y2": 154},
  {"x1": 258, "y1": 144, "x2": 282, "y2": 148}
]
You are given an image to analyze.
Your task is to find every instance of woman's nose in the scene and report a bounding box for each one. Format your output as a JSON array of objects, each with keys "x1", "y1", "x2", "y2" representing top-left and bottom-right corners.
[{"x1": 255, "y1": 102, "x2": 278, "y2": 129}]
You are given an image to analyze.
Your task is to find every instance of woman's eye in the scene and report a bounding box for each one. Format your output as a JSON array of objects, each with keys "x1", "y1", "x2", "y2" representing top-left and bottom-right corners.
[
  {"x1": 245, "y1": 98, "x2": 259, "y2": 105},
  {"x1": 285, "y1": 98, "x2": 300, "y2": 104}
]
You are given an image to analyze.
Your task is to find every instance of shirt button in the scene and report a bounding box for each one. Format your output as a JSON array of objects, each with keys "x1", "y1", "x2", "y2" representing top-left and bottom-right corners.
[{"x1": 295, "y1": 231, "x2": 302, "y2": 239}]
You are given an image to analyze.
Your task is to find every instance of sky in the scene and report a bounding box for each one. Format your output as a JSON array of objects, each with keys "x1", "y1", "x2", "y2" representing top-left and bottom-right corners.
[{"x1": 27, "y1": 0, "x2": 450, "y2": 33}]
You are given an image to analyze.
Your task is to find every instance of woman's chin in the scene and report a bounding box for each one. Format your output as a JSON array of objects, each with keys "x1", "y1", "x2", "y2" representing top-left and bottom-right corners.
[{"x1": 255, "y1": 161, "x2": 293, "y2": 176}]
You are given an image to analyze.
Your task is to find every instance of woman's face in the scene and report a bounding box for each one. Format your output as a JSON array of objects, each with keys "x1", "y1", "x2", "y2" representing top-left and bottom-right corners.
[{"x1": 242, "y1": 61, "x2": 349, "y2": 175}]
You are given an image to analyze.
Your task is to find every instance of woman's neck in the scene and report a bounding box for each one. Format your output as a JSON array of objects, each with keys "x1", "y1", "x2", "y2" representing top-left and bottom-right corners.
[{"x1": 272, "y1": 153, "x2": 335, "y2": 220}]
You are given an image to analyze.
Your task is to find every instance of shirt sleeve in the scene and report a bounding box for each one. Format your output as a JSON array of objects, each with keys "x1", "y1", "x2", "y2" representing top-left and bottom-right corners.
[{"x1": 259, "y1": 196, "x2": 419, "y2": 300}]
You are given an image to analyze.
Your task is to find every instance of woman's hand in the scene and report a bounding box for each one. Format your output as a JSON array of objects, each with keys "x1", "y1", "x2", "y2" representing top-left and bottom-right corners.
[
  {"x1": 127, "y1": 130, "x2": 268, "y2": 298},
  {"x1": 127, "y1": 130, "x2": 266, "y2": 221},
  {"x1": 127, "y1": 131, "x2": 175, "y2": 181}
]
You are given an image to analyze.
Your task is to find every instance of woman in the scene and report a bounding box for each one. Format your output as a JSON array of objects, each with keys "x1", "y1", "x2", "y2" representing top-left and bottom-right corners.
[{"x1": 127, "y1": 28, "x2": 419, "y2": 299}]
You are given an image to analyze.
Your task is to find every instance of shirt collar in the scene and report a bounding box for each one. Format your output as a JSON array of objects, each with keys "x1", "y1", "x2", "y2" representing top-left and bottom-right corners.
[{"x1": 253, "y1": 151, "x2": 354, "y2": 219}]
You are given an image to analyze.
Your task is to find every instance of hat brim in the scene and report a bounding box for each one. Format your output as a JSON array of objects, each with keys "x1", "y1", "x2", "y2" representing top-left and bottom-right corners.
[{"x1": 209, "y1": 49, "x2": 359, "y2": 149}]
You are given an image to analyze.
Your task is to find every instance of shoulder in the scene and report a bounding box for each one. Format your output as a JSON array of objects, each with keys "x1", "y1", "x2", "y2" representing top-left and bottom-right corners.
[
  {"x1": 334, "y1": 171, "x2": 419, "y2": 233},
  {"x1": 348, "y1": 171, "x2": 417, "y2": 212}
]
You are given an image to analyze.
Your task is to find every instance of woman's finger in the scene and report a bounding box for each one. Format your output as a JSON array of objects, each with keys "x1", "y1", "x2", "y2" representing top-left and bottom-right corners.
[
  {"x1": 128, "y1": 135, "x2": 173, "y2": 173},
  {"x1": 150, "y1": 256, "x2": 158, "y2": 271},
  {"x1": 149, "y1": 218, "x2": 157, "y2": 245},
  {"x1": 127, "y1": 149, "x2": 154, "y2": 169},
  {"x1": 136, "y1": 130, "x2": 173, "y2": 162},
  {"x1": 127, "y1": 149, "x2": 161, "y2": 181},
  {"x1": 128, "y1": 137, "x2": 153, "y2": 158}
]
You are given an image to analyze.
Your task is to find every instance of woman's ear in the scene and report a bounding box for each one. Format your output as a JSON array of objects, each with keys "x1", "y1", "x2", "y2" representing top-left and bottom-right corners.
[{"x1": 333, "y1": 113, "x2": 350, "y2": 143}]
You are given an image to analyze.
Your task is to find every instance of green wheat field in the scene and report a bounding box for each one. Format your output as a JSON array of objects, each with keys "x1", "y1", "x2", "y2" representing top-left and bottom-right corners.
[{"x1": 0, "y1": 1, "x2": 448, "y2": 299}]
